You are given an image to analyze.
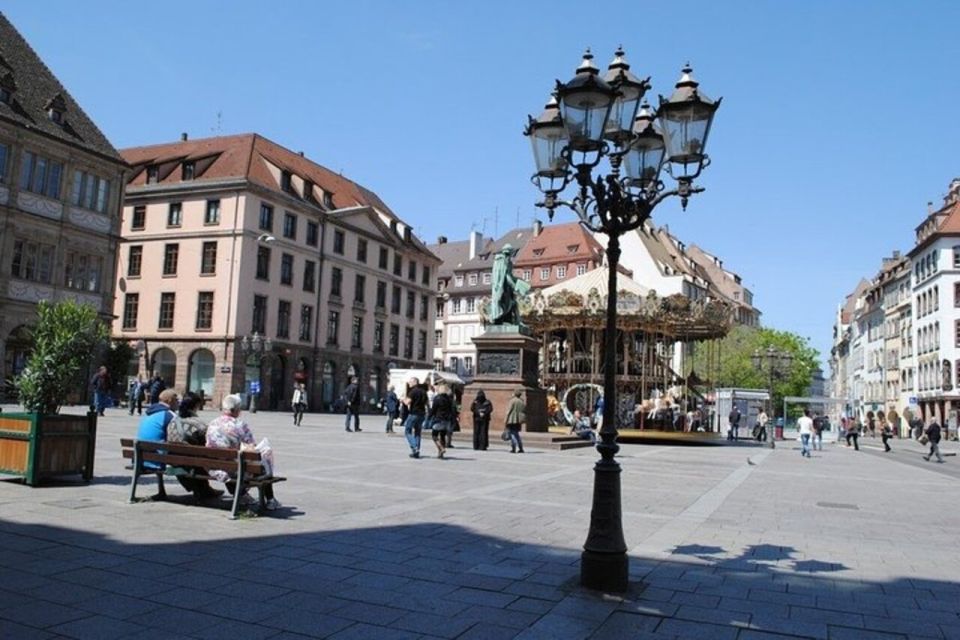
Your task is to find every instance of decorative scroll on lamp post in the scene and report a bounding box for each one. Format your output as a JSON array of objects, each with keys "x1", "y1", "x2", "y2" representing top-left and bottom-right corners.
[{"x1": 524, "y1": 48, "x2": 720, "y2": 592}]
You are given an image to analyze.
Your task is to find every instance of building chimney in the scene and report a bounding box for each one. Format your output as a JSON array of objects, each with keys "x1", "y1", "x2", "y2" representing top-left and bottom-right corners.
[
  {"x1": 437, "y1": 236, "x2": 447, "y2": 245},
  {"x1": 928, "y1": 201, "x2": 935, "y2": 214},
  {"x1": 533, "y1": 219, "x2": 543, "y2": 236},
  {"x1": 893, "y1": 250, "x2": 901, "y2": 259},
  {"x1": 181, "y1": 132, "x2": 188, "y2": 141},
  {"x1": 468, "y1": 230, "x2": 483, "y2": 259},
  {"x1": 298, "y1": 151, "x2": 305, "y2": 157}
]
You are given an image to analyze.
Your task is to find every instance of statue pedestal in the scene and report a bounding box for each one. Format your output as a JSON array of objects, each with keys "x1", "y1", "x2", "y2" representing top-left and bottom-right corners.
[{"x1": 461, "y1": 327, "x2": 546, "y2": 433}]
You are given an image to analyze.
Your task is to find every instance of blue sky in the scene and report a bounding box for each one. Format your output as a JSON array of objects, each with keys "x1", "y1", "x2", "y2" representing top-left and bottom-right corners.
[{"x1": 6, "y1": 1, "x2": 960, "y2": 363}]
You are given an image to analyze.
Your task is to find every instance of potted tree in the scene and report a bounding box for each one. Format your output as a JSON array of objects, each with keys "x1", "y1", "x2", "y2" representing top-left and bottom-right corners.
[{"x1": 0, "y1": 300, "x2": 107, "y2": 485}]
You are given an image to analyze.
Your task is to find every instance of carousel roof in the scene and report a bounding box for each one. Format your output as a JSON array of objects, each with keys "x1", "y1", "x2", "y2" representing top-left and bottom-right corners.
[
  {"x1": 521, "y1": 265, "x2": 733, "y2": 340},
  {"x1": 540, "y1": 265, "x2": 649, "y2": 299}
]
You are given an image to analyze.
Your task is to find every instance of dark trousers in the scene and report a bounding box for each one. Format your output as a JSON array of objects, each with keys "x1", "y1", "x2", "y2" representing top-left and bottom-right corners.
[
  {"x1": 881, "y1": 433, "x2": 891, "y2": 451},
  {"x1": 293, "y1": 403, "x2": 306, "y2": 425},
  {"x1": 226, "y1": 480, "x2": 274, "y2": 500},
  {"x1": 473, "y1": 419, "x2": 489, "y2": 450},
  {"x1": 507, "y1": 424, "x2": 524, "y2": 452},
  {"x1": 846, "y1": 432, "x2": 859, "y2": 450},
  {"x1": 385, "y1": 411, "x2": 398, "y2": 432},
  {"x1": 177, "y1": 475, "x2": 218, "y2": 498},
  {"x1": 345, "y1": 406, "x2": 360, "y2": 431}
]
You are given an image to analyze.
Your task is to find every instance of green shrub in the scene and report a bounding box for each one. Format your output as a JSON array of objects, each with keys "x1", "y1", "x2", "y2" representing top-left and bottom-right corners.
[{"x1": 14, "y1": 300, "x2": 108, "y2": 414}]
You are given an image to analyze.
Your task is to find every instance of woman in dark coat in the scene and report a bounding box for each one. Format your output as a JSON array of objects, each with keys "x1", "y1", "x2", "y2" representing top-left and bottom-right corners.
[
  {"x1": 471, "y1": 390, "x2": 493, "y2": 451},
  {"x1": 429, "y1": 385, "x2": 455, "y2": 459}
]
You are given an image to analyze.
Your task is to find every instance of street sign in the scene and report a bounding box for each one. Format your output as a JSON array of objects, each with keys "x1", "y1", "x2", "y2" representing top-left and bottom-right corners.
[{"x1": 249, "y1": 380, "x2": 261, "y2": 394}]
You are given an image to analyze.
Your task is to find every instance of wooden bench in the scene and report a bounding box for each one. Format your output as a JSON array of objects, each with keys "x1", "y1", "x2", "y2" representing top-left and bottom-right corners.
[{"x1": 120, "y1": 438, "x2": 286, "y2": 519}]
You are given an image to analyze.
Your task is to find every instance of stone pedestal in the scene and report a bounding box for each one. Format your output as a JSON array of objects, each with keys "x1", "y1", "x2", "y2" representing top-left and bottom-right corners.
[{"x1": 460, "y1": 327, "x2": 546, "y2": 433}]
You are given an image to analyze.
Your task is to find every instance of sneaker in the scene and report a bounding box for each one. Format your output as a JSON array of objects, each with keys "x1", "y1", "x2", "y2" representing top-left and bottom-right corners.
[
  {"x1": 238, "y1": 493, "x2": 257, "y2": 506},
  {"x1": 438, "y1": 451, "x2": 445, "y2": 459},
  {"x1": 923, "y1": 456, "x2": 930, "y2": 461},
  {"x1": 409, "y1": 451, "x2": 420, "y2": 459},
  {"x1": 265, "y1": 498, "x2": 282, "y2": 511}
]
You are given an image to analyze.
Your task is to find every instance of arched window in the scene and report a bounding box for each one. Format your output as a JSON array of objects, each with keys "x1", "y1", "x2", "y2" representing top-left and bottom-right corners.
[
  {"x1": 187, "y1": 349, "x2": 215, "y2": 397},
  {"x1": 151, "y1": 347, "x2": 177, "y2": 387}
]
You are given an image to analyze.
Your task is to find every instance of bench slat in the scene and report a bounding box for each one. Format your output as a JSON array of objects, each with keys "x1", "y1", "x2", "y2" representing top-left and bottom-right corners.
[
  {"x1": 122, "y1": 451, "x2": 268, "y2": 474},
  {"x1": 123, "y1": 440, "x2": 260, "y2": 461}
]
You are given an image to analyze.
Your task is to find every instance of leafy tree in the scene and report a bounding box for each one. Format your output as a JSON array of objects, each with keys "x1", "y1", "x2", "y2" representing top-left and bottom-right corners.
[
  {"x1": 689, "y1": 325, "x2": 820, "y2": 416},
  {"x1": 14, "y1": 300, "x2": 108, "y2": 414}
]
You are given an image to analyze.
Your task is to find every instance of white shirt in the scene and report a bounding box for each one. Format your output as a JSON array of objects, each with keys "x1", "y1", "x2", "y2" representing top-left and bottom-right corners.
[{"x1": 798, "y1": 416, "x2": 814, "y2": 435}]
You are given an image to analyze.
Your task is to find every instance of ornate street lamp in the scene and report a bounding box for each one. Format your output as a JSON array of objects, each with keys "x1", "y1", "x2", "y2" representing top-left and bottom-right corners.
[
  {"x1": 239, "y1": 332, "x2": 272, "y2": 413},
  {"x1": 752, "y1": 346, "x2": 794, "y2": 446},
  {"x1": 525, "y1": 49, "x2": 720, "y2": 592}
]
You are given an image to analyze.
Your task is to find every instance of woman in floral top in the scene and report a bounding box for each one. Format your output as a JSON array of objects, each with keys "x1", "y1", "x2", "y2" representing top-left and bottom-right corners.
[{"x1": 206, "y1": 394, "x2": 280, "y2": 511}]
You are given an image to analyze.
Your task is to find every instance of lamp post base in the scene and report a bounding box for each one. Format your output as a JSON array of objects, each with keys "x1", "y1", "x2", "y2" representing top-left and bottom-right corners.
[{"x1": 580, "y1": 548, "x2": 629, "y2": 593}]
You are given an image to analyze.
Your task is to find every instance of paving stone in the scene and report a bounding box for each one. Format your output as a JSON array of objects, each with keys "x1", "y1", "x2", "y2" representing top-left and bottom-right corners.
[
  {"x1": 748, "y1": 614, "x2": 828, "y2": 639},
  {"x1": 512, "y1": 613, "x2": 601, "y2": 640},
  {"x1": 48, "y1": 615, "x2": 143, "y2": 640},
  {"x1": 0, "y1": 619, "x2": 57, "y2": 639},
  {"x1": 826, "y1": 626, "x2": 908, "y2": 640},
  {"x1": 654, "y1": 617, "x2": 739, "y2": 639},
  {"x1": 591, "y1": 611, "x2": 661, "y2": 637},
  {"x1": 393, "y1": 611, "x2": 478, "y2": 639},
  {"x1": 0, "y1": 601, "x2": 89, "y2": 629},
  {"x1": 457, "y1": 604, "x2": 541, "y2": 630},
  {"x1": 457, "y1": 622, "x2": 524, "y2": 640},
  {"x1": 327, "y1": 622, "x2": 423, "y2": 639},
  {"x1": 329, "y1": 601, "x2": 406, "y2": 626},
  {"x1": 446, "y1": 587, "x2": 518, "y2": 608},
  {"x1": 674, "y1": 604, "x2": 750, "y2": 627}
]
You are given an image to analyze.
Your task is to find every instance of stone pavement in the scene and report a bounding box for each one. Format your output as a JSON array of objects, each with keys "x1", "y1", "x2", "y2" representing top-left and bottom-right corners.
[{"x1": 0, "y1": 405, "x2": 958, "y2": 639}]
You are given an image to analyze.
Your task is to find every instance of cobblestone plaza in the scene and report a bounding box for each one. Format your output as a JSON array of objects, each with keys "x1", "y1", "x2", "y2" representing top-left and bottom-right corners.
[{"x1": 0, "y1": 407, "x2": 957, "y2": 639}]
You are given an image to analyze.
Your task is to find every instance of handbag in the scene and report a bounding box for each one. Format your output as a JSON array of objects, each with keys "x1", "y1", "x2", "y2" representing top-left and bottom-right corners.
[
  {"x1": 919, "y1": 434, "x2": 929, "y2": 445},
  {"x1": 500, "y1": 430, "x2": 510, "y2": 442}
]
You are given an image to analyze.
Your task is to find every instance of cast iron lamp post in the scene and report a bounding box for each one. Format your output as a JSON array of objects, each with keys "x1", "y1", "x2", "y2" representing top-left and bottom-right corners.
[
  {"x1": 239, "y1": 332, "x2": 272, "y2": 413},
  {"x1": 751, "y1": 346, "x2": 794, "y2": 447},
  {"x1": 525, "y1": 48, "x2": 720, "y2": 592}
]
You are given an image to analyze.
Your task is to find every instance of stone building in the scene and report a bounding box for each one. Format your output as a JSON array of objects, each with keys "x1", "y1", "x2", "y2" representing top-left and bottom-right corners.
[
  {"x1": 115, "y1": 133, "x2": 439, "y2": 411},
  {"x1": 0, "y1": 13, "x2": 127, "y2": 399}
]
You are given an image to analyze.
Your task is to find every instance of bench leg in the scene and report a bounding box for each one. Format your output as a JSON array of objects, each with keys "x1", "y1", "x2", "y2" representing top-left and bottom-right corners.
[
  {"x1": 128, "y1": 468, "x2": 140, "y2": 503},
  {"x1": 154, "y1": 472, "x2": 167, "y2": 500}
]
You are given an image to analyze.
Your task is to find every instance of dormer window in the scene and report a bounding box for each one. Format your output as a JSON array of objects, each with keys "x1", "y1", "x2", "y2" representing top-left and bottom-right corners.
[
  {"x1": 45, "y1": 93, "x2": 66, "y2": 124},
  {"x1": 323, "y1": 191, "x2": 334, "y2": 209},
  {"x1": 146, "y1": 166, "x2": 159, "y2": 184},
  {"x1": 182, "y1": 161, "x2": 195, "y2": 181},
  {"x1": 0, "y1": 72, "x2": 14, "y2": 105},
  {"x1": 533, "y1": 248, "x2": 545, "y2": 257},
  {"x1": 567, "y1": 244, "x2": 579, "y2": 254},
  {"x1": 303, "y1": 181, "x2": 314, "y2": 201},
  {"x1": 280, "y1": 170, "x2": 292, "y2": 192}
]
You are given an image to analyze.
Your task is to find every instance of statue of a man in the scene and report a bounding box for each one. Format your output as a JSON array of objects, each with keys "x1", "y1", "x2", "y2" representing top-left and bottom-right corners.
[{"x1": 489, "y1": 244, "x2": 530, "y2": 326}]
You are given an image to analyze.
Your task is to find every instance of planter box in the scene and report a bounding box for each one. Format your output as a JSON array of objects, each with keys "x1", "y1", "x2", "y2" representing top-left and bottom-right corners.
[{"x1": 0, "y1": 412, "x2": 97, "y2": 485}]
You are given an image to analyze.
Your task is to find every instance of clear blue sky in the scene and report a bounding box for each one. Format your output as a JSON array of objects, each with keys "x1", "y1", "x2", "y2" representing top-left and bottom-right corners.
[{"x1": 7, "y1": 1, "x2": 960, "y2": 364}]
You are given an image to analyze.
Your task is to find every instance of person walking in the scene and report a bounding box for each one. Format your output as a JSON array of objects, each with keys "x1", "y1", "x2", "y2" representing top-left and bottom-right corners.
[
  {"x1": 798, "y1": 409, "x2": 813, "y2": 458},
  {"x1": 128, "y1": 374, "x2": 145, "y2": 416},
  {"x1": 343, "y1": 376, "x2": 362, "y2": 432},
  {"x1": 403, "y1": 377, "x2": 427, "y2": 458},
  {"x1": 429, "y1": 385, "x2": 455, "y2": 459},
  {"x1": 728, "y1": 405, "x2": 741, "y2": 441},
  {"x1": 756, "y1": 409, "x2": 769, "y2": 442},
  {"x1": 812, "y1": 412, "x2": 824, "y2": 451},
  {"x1": 148, "y1": 374, "x2": 166, "y2": 404},
  {"x1": 922, "y1": 418, "x2": 945, "y2": 463},
  {"x1": 505, "y1": 389, "x2": 526, "y2": 454},
  {"x1": 881, "y1": 414, "x2": 893, "y2": 452},
  {"x1": 844, "y1": 416, "x2": 860, "y2": 451},
  {"x1": 90, "y1": 365, "x2": 111, "y2": 416},
  {"x1": 471, "y1": 390, "x2": 492, "y2": 451},
  {"x1": 291, "y1": 382, "x2": 308, "y2": 426},
  {"x1": 384, "y1": 385, "x2": 399, "y2": 433}
]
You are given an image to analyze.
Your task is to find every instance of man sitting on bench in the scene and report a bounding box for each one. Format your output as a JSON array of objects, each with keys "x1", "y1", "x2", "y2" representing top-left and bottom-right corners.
[
  {"x1": 206, "y1": 394, "x2": 281, "y2": 511},
  {"x1": 167, "y1": 391, "x2": 223, "y2": 500}
]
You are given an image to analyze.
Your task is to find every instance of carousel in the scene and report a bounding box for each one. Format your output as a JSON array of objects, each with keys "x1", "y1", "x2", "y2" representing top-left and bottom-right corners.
[{"x1": 521, "y1": 265, "x2": 733, "y2": 434}]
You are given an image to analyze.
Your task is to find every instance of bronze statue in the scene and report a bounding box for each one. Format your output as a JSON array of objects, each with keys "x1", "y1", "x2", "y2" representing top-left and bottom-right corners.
[{"x1": 488, "y1": 244, "x2": 530, "y2": 326}]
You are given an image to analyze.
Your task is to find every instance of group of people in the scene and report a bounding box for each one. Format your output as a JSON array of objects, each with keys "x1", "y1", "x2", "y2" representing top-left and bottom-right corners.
[
  {"x1": 135, "y1": 390, "x2": 280, "y2": 511},
  {"x1": 390, "y1": 377, "x2": 526, "y2": 459}
]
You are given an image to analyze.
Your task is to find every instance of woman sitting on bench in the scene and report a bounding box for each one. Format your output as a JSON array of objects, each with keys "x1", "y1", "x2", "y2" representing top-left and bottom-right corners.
[{"x1": 206, "y1": 394, "x2": 281, "y2": 511}]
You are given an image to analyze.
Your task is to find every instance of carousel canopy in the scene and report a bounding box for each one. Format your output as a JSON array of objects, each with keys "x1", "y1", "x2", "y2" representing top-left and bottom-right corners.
[{"x1": 521, "y1": 265, "x2": 732, "y2": 340}]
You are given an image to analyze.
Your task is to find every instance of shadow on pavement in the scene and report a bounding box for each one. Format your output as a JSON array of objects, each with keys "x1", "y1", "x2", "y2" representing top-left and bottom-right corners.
[{"x1": 0, "y1": 516, "x2": 957, "y2": 639}]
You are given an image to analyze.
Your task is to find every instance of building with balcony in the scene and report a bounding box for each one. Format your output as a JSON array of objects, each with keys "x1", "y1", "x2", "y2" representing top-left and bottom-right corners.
[
  {"x1": 115, "y1": 133, "x2": 439, "y2": 411},
  {"x1": 0, "y1": 13, "x2": 127, "y2": 397}
]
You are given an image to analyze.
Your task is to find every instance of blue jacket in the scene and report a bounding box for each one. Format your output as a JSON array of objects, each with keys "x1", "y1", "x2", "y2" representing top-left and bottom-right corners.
[{"x1": 136, "y1": 403, "x2": 175, "y2": 469}]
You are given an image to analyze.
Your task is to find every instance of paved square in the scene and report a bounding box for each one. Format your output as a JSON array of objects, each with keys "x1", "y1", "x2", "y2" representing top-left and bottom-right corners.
[{"x1": 0, "y1": 406, "x2": 958, "y2": 639}]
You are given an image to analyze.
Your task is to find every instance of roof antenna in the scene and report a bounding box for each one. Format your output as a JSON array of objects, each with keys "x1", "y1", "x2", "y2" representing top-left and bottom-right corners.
[
  {"x1": 212, "y1": 110, "x2": 222, "y2": 134},
  {"x1": 494, "y1": 206, "x2": 499, "y2": 237}
]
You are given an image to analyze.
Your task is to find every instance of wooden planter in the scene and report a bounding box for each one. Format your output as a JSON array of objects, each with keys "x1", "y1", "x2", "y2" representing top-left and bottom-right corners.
[{"x1": 0, "y1": 412, "x2": 97, "y2": 486}]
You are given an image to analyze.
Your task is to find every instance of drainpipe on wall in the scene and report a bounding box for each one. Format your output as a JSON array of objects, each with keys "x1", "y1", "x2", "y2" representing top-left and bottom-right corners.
[{"x1": 222, "y1": 190, "x2": 242, "y2": 404}]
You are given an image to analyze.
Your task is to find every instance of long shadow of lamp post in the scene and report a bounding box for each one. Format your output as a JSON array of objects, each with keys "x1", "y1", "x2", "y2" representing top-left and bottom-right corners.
[
  {"x1": 524, "y1": 49, "x2": 720, "y2": 592},
  {"x1": 751, "y1": 346, "x2": 794, "y2": 447}
]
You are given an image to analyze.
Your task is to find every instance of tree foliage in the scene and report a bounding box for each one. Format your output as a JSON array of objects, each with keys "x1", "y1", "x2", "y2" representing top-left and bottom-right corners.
[
  {"x1": 102, "y1": 340, "x2": 136, "y2": 397},
  {"x1": 13, "y1": 300, "x2": 108, "y2": 414},
  {"x1": 690, "y1": 325, "x2": 820, "y2": 415}
]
